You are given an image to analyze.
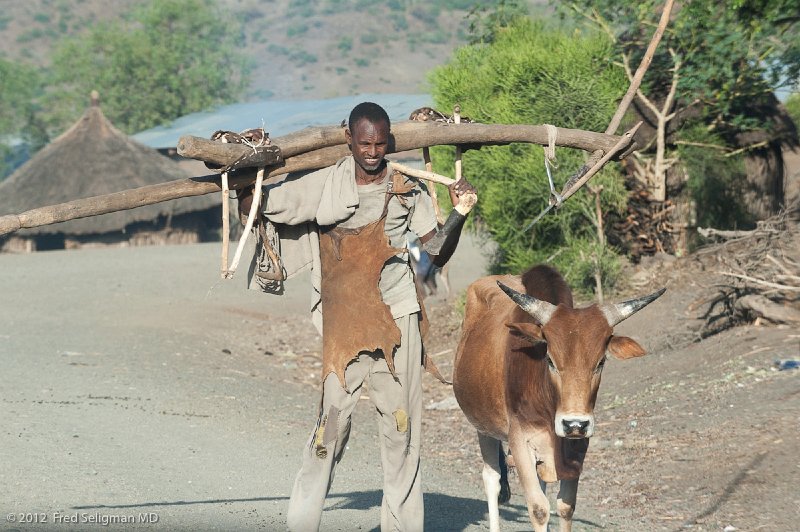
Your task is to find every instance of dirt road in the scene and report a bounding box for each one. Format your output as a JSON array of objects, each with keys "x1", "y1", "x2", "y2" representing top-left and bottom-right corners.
[
  {"x1": 1, "y1": 237, "x2": 798, "y2": 531},
  {"x1": 0, "y1": 239, "x2": 505, "y2": 531}
]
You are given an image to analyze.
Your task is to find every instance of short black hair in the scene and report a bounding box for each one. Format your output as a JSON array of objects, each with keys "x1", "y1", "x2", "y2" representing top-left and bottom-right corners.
[{"x1": 348, "y1": 102, "x2": 390, "y2": 132}]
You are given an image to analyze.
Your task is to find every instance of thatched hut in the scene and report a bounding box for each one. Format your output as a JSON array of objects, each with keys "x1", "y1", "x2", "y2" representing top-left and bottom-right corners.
[{"x1": 0, "y1": 93, "x2": 220, "y2": 252}]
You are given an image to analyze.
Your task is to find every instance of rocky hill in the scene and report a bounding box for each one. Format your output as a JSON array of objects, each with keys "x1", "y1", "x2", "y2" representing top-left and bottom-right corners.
[{"x1": 0, "y1": 0, "x2": 546, "y2": 101}]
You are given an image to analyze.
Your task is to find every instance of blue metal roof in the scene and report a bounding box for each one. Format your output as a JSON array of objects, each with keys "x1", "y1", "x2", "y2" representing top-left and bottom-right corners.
[{"x1": 132, "y1": 93, "x2": 431, "y2": 148}]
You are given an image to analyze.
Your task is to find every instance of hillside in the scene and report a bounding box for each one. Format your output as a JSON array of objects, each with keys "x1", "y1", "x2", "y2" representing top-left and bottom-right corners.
[{"x1": 0, "y1": 0, "x2": 546, "y2": 101}]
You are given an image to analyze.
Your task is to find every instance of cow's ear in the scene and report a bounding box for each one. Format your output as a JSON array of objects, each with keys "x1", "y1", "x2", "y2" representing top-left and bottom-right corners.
[
  {"x1": 505, "y1": 322, "x2": 544, "y2": 344},
  {"x1": 607, "y1": 335, "x2": 646, "y2": 360}
]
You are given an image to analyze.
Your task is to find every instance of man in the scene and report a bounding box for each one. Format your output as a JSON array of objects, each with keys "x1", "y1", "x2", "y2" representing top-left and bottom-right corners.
[{"x1": 238, "y1": 102, "x2": 476, "y2": 531}]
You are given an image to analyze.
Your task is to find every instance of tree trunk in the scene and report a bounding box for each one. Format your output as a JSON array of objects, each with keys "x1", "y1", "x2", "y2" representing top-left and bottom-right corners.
[{"x1": 735, "y1": 294, "x2": 800, "y2": 325}]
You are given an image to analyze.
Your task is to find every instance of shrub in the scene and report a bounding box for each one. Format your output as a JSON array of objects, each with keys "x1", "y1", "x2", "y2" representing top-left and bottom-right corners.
[
  {"x1": 428, "y1": 19, "x2": 629, "y2": 295},
  {"x1": 337, "y1": 36, "x2": 352, "y2": 53},
  {"x1": 786, "y1": 93, "x2": 800, "y2": 128},
  {"x1": 286, "y1": 23, "x2": 309, "y2": 38},
  {"x1": 360, "y1": 33, "x2": 379, "y2": 45}
]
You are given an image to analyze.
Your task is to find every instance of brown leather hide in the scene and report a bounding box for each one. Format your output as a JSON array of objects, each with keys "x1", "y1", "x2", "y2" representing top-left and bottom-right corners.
[
  {"x1": 318, "y1": 171, "x2": 444, "y2": 390},
  {"x1": 319, "y1": 215, "x2": 404, "y2": 391}
]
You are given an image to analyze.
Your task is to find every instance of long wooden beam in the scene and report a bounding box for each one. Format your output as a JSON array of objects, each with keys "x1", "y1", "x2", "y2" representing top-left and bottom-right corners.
[
  {"x1": 178, "y1": 120, "x2": 628, "y2": 171},
  {"x1": 0, "y1": 121, "x2": 634, "y2": 237}
]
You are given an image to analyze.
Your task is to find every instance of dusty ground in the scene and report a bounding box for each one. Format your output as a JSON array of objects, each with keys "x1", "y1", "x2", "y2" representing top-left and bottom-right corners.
[
  {"x1": 1, "y1": 230, "x2": 798, "y2": 531},
  {"x1": 203, "y1": 220, "x2": 799, "y2": 530},
  {"x1": 429, "y1": 259, "x2": 799, "y2": 532},
  {"x1": 273, "y1": 243, "x2": 800, "y2": 531}
]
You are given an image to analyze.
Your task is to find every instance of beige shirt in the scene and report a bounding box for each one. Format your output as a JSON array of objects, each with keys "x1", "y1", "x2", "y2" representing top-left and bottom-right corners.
[
  {"x1": 336, "y1": 166, "x2": 438, "y2": 318},
  {"x1": 255, "y1": 156, "x2": 437, "y2": 327}
]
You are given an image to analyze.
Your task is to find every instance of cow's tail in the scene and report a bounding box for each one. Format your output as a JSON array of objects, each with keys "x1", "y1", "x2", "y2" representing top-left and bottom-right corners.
[{"x1": 499, "y1": 445, "x2": 511, "y2": 504}]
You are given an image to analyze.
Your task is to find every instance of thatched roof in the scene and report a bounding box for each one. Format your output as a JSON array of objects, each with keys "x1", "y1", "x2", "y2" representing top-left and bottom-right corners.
[{"x1": 0, "y1": 94, "x2": 218, "y2": 236}]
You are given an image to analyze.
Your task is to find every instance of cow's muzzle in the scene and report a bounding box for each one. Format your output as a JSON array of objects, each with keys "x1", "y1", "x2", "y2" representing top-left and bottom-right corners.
[{"x1": 555, "y1": 414, "x2": 594, "y2": 439}]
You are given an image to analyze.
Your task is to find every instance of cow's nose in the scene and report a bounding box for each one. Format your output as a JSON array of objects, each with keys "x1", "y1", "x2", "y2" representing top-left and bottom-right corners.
[{"x1": 562, "y1": 419, "x2": 590, "y2": 437}]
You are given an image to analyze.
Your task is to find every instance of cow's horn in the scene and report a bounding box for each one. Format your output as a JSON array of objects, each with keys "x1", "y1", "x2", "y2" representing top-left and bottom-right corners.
[
  {"x1": 601, "y1": 287, "x2": 666, "y2": 327},
  {"x1": 497, "y1": 281, "x2": 556, "y2": 326}
]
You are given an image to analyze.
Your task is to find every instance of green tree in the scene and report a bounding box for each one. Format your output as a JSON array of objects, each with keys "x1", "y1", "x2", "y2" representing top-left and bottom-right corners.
[
  {"x1": 464, "y1": 0, "x2": 530, "y2": 44},
  {"x1": 565, "y1": 0, "x2": 800, "y2": 135},
  {"x1": 563, "y1": 0, "x2": 800, "y2": 227},
  {"x1": 677, "y1": 125, "x2": 750, "y2": 228},
  {"x1": 0, "y1": 58, "x2": 46, "y2": 180},
  {"x1": 428, "y1": 19, "x2": 629, "y2": 295},
  {"x1": 43, "y1": 0, "x2": 251, "y2": 135},
  {"x1": 787, "y1": 93, "x2": 800, "y2": 127}
]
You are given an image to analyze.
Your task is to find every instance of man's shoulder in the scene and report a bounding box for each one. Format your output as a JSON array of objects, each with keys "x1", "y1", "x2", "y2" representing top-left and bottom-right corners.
[
  {"x1": 332, "y1": 155, "x2": 355, "y2": 174},
  {"x1": 285, "y1": 155, "x2": 354, "y2": 182}
]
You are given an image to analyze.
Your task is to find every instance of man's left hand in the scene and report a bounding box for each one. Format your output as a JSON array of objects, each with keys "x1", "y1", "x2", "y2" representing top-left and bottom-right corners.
[{"x1": 448, "y1": 178, "x2": 477, "y2": 215}]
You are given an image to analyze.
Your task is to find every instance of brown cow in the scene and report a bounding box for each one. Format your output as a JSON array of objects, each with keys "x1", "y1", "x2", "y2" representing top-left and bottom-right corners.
[{"x1": 453, "y1": 264, "x2": 665, "y2": 532}]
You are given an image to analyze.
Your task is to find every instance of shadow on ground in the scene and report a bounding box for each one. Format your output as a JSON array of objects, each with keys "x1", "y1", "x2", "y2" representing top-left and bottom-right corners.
[{"x1": 73, "y1": 489, "x2": 603, "y2": 530}]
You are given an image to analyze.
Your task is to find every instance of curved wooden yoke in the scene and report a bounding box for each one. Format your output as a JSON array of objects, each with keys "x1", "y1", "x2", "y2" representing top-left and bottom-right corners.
[{"x1": 176, "y1": 121, "x2": 631, "y2": 175}]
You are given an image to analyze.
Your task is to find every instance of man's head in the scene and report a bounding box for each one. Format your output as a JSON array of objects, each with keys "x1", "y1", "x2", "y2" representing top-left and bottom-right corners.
[
  {"x1": 348, "y1": 101, "x2": 390, "y2": 133},
  {"x1": 346, "y1": 102, "x2": 391, "y2": 176}
]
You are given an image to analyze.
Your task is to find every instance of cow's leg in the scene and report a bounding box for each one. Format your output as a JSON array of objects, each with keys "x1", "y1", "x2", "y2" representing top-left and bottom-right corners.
[
  {"x1": 478, "y1": 433, "x2": 504, "y2": 532},
  {"x1": 557, "y1": 478, "x2": 579, "y2": 532},
  {"x1": 498, "y1": 443, "x2": 511, "y2": 504},
  {"x1": 508, "y1": 432, "x2": 550, "y2": 532}
]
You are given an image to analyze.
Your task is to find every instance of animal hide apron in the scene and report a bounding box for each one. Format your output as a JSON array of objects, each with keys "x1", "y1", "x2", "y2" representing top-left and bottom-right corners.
[{"x1": 318, "y1": 172, "x2": 444, "y2": 390}]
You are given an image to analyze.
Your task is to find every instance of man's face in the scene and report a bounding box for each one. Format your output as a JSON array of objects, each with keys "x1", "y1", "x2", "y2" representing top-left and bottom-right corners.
[{"x1": 346, "y1": 117, "x2": 390, "y2": 173}]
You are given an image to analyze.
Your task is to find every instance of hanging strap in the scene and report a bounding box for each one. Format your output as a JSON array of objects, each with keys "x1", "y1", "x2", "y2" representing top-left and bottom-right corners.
[{"x1": 523, "y1": 124, "x2": 564, "y2": 231}]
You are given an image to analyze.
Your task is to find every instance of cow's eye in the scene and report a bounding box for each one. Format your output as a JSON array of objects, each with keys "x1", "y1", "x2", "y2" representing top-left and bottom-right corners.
[{"x1": 594, "y1": 356, "x2": 607, "y2": 374}]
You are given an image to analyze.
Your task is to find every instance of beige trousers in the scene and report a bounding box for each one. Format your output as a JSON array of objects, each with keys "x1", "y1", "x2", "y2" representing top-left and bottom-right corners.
[{"x1": 287, "y1": 314, "x2": 424, "y2": 532}]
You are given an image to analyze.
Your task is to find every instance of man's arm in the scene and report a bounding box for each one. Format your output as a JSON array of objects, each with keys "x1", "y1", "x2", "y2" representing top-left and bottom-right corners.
[{"x1": 419, "y1": 178, "x2": 477, "y2": 267}]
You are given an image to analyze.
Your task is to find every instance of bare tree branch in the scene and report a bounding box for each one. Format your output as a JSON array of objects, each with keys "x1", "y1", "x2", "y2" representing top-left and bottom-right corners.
[{"x1": 559, "y1": 0, "x2": 676, "y2": 197}]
